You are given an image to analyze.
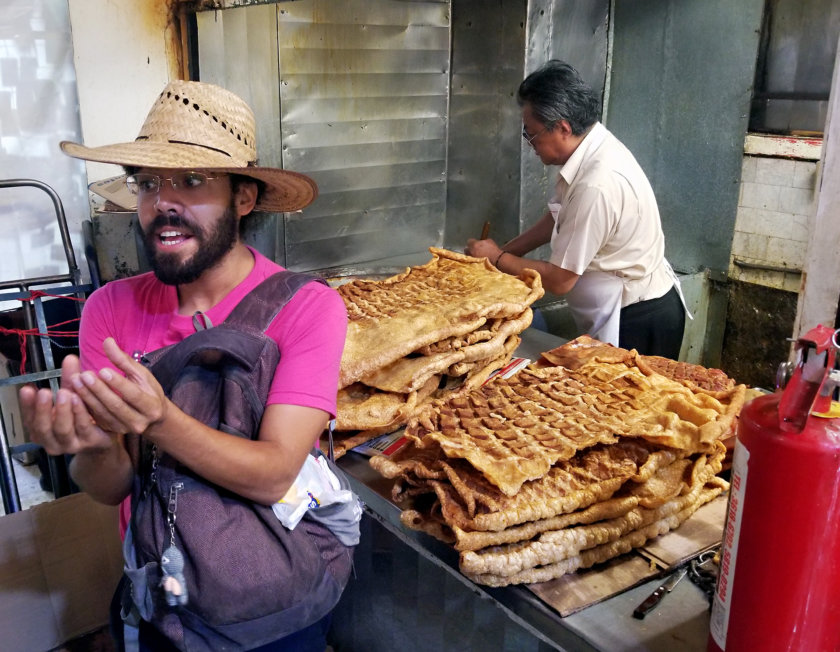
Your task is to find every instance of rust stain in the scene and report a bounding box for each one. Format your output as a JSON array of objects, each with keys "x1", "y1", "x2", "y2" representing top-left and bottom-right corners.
[{"x1": 133, "y1": 0, "x2": 188, "y2": 80}]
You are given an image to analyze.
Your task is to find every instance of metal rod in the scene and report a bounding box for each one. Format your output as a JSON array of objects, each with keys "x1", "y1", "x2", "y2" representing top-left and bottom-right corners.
[
  {"x1": 732, "y1": 258, "x2": 802, "y2": 274},
  {"x1": 0, "y1": 404, "x2": 22, "y2": 514},
  {"x1": 0, "y1": 179, "x2": 82, "y2": 286}
]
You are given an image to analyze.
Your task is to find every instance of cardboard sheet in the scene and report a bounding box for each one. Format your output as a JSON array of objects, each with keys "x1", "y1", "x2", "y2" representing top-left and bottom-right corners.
[
  {"x1": 526, "y1": 495, "x2": 727, "y2": 617},
  {"x1": 0, "y1": 493, "x2": 123, "y2": 652}
]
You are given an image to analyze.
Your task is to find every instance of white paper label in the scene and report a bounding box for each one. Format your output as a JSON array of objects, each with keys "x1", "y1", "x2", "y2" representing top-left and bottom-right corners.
[{"x1": 709, "y1": 438, "x2": 749, "y2": 648}]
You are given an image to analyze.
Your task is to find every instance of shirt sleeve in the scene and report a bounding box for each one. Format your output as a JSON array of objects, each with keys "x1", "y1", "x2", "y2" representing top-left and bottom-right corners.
[
  {"x1": 549, "y1": 183, "x2": 615, "y2": 274},
  {"x1": 78, "y1": 285, "x2": 120, "y2": 373},
  {"x1": 266, "y1": 281, "x2": 348, "y2": 418}
]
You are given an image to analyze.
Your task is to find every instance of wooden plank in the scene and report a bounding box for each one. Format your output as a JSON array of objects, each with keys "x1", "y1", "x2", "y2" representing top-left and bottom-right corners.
[
  {"x1": 638, "y1": 495, "x2": 726, "y2": 568},
  {"x1": 527, "y1": 553, "x2": 659, "y2": 617},
  {"x1": 525, "y1": 494, "x2": 727, "y2": 617}
]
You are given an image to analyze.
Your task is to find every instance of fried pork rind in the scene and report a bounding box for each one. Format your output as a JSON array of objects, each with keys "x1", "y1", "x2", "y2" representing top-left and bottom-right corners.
[
  {"x1": 461, "y1": 479, "x2": 727, "y2": 587},
  {"x1": 338, "y1": 247, "x2": 543, "y2": 389},
  {"x1": 390, "y1": 441, "x2": 724, "y2": 553},
  {"x1": 406, "y1": 361, "x2": 743, "y2": 496},
  {"x1": 332, "y1": 248, "x2": 542, "y2": 457},
  {"x1": 368, "y1": 332, "x2": 743, "y2": 587},
  {"x1": 542, "y1": 334, "x2": 738, "y2": 396}
]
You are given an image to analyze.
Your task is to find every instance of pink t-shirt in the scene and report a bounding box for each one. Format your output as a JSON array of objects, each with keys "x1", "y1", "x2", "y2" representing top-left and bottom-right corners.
[
  {"x1": 79, "y1": 247, "x2": 347, "y2": 414},
  {"x1": 78, "y1": 247, "x2": 347, "y2": 537}
]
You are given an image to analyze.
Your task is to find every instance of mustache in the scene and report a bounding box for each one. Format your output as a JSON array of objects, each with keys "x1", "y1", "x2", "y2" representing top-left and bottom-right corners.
[{"x1": 145, "y1": 214, "x2": 199, "y2": 234}]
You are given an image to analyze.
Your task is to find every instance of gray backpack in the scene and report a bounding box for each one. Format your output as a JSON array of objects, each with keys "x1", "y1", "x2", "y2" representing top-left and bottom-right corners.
[{"x1": 121, "y1": 271, "x2": 356, "y2": 651}]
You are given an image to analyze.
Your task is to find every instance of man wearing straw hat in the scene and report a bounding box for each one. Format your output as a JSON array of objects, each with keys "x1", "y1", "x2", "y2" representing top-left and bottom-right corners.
[{"x1": 19, "y1": 80, "x2": 349, "y2": 651}]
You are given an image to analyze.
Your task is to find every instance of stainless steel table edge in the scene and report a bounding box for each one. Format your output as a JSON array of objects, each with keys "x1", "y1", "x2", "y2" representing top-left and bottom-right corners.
[
  {"x1": 339, "y1": 452, "x2": 598, "y2": 652},
  {"x1": 336, "y1": 327, "x2": 714, "y2": 652}
]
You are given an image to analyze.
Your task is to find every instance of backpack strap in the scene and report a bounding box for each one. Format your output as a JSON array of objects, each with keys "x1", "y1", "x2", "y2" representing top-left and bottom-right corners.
[
  {"x1": 144, "y1": 271, "x2": 326, "y2": 395},
  {"x1": 222, "y1": 270, "x2": 327, "y2": 335}
]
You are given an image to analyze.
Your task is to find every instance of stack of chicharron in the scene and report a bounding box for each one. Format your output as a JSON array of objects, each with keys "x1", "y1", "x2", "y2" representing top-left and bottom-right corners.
[
  {"x1": 332, "y1": 247, "x2": 544, "y2": 457},
  {"x1": 370, "y1": 335, "x2": 746, "y2": 587}
]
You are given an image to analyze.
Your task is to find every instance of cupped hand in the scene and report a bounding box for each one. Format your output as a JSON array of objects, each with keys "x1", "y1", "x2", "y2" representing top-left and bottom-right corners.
[
  {"x1": 18, "y1": 354, "x2": 114, "y2": 456},
  {"x1": 69, "y1": 337, "x2": 169, "y2": 437}
]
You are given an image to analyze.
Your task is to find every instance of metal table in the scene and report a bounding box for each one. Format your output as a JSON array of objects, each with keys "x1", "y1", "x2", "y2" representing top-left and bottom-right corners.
[{"x1": 333, "y1": 328, "x2": 714, "y2": 652}]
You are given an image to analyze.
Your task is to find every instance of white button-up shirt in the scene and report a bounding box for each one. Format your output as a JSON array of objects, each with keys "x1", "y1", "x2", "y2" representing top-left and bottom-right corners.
[{"x1": 548, "y1": 122, "x2": 673, "y2": 308}]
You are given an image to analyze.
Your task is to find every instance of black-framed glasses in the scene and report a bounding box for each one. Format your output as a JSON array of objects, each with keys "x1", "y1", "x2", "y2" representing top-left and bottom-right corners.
[
  {"x1": 522, "y1": 125, "x2": 548, "y2": 146},
  {"x1": 125, "y1": 171, "x2": 224, "y2": 196}
]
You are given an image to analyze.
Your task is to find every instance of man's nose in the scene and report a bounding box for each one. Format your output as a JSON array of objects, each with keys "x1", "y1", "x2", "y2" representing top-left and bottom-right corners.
[{"x1": 153, "y1": 179, "x2": 184, "y2": 211}]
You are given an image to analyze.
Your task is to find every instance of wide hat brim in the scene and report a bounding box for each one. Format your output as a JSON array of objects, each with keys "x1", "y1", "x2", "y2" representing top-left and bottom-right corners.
[{"x1": 61, "y1": 140, "x2": 318, "y2": 213}]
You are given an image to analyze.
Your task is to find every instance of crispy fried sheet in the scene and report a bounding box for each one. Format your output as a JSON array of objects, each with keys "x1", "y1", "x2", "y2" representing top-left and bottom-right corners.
[
  {"x1": 407, "y1": 361, "x2": 742, "y2": 496},
  {"x1": 338, "y1": 247, "x2": 543, "y2": 389},
  {"x1": 335, "y1": 382, "x2": 418, "y2": 431},
  {"x1": 461, "y1": 479, "x2": 726, "y2": 587},
  {"x1": 541, "y1": 334, "x2": 738, "y2": 396},
  {"x1": 359, "y1": 313, "x2": 529, "y2": 394},
  {"x1": 381, "y1": 440, "x2": 657, "y2": 527},
  {"x1": 399, "y1": 441, "x2": 724, "y2": 552}
]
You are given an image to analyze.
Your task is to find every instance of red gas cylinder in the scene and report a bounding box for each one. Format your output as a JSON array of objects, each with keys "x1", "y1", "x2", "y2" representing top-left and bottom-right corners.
[{"x1": 708, "y1": 324, "x2": 840, "y2": 652}]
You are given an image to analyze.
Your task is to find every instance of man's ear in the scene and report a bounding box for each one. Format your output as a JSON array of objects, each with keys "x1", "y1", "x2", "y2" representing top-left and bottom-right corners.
[
  {"x1": 555, "y1": 119, "x2": 573, "y2": 137},
  {"x1": 234, "y1": 180, "x2": 259, "y2": 216}
]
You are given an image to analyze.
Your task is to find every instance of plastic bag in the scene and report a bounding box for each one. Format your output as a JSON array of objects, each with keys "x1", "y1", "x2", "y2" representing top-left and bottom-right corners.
[{"x1": 272, "y1": 453, "x2": 359, "y2": 532}]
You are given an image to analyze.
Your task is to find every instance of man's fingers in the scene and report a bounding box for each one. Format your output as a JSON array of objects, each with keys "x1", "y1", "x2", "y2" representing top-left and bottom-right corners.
[
  {"x1": 70, "y1": 371, "x2": 133, "y2": 432},
  {"x1": 102, "y1": 337, "x2": 142, "y2": 378},
  {"x1": 101, "y1": 338, "x2": 163, "y2": 397},
  {"x1": 69, "y1": 394, "x2": 113, "y2": 449},
  {"x1": 71, "y1": 369, "x2": 162, "y2": 435},
  {"x1": 59, "y1": 355, "x2": 82, "y2": 390}
]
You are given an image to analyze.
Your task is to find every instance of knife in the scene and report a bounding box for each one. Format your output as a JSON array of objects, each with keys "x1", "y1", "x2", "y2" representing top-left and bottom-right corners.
[{"x1": 632, "y1": 566, "x2": 688, "y2": 619}]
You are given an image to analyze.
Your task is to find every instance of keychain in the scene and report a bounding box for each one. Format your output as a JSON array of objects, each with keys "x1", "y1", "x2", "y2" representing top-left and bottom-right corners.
[{"x1": 160, "y1": 482, "x2": 188, "y2": 607}]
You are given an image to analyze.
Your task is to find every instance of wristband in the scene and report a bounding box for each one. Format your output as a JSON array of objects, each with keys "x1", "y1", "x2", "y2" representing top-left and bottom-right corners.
[{"x1": 494, "y1": 250, "x2": 507, "y2": 267}]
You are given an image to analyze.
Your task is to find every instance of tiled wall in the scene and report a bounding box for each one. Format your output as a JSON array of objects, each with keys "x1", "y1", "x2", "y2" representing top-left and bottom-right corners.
[{"x1": 730, "y1": 148, "x2": 819, "y2": 292}]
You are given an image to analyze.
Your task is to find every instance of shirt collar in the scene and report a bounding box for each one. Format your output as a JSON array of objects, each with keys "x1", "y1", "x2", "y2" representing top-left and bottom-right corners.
[{"x1": 558, "y1": 121, "x2": 607, "y2": 186}]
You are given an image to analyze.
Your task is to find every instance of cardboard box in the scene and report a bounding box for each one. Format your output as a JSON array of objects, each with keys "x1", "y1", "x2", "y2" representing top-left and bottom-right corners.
[
  {"x1": 0, "y1": 493, "x2": 123, "y2": 652},
  {"x1": 0, "y1": 352, "x2": 26, "y2": 450}
]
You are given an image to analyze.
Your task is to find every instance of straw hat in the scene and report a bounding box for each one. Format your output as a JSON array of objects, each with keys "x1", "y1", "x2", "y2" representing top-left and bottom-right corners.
[{"x1": 61, "y1": 80, "x2": 317, "y2": 213}]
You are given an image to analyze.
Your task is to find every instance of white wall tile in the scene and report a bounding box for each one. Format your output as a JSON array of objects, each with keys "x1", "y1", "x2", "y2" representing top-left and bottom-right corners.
[
  {"x1": 735, "y1": 155, "x2": 815, "y2": 292},
  {"x1": 782, "y1": 273, "x2": 803, "y2": 293},
  {"x1": 740, "y1": 156, "x2": 757, "y2": 183},
  {"x1": 731, "y1": 229, "x2": 769, "y2": 260},
  {"x1": 789, "y1": 213, "x2": 811, "y2": 243},
  {"x1": 792, "y1": 160, "x2": 818, "y2": 190},
  {"x1": 779, "y1": 186, "x2": 816, "y2": 215},
  {"x1": 739, "y1": 181, "x2": 781, "y2": 211},
  {"x1": 754, "y1": 156, "x2": 796, "y2": 186},
  {"x1": 734, "y1": 206, "x2": 798, "y2": 239},
  {"x1": 766, "y1": 236, "x2": 806, "y2": 268}
]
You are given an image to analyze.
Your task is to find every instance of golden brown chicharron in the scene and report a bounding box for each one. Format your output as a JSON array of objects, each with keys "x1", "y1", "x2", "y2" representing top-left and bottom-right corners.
[
  {"x1": 369, "y1": 335, "x2": 745, "y2": 586},
  {"x1": 331, "y1": 247, "x2": 544, "y2": 455}
]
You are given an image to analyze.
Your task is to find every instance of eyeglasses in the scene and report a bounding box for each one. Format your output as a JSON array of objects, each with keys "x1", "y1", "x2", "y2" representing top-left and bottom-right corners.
[
  {"x1": 125, "y1": 171, "x2": 225, "y2": 196},
  {"x1": 522, "y1": 125, "x2": 548, "y2": 146}
]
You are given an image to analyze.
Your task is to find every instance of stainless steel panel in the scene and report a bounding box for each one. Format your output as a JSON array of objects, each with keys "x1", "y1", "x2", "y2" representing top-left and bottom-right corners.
[
  {"x1": 608, "y1": 0, "x2": 764, "y2": 276},
  {"x1": 444, "y1": 0, "x2": 527, "y2": 250},
  {"x1": 280, "y1": 0, "x2": 449, "y2": 270},
  {"x1": 197, "y1": 0, "x2": 451, "y2": 271},
  {"x1": 196, "y1": 3, "x2": 285, "y2": 262},
  {"x1": 520, "y1": 0, "x2": 609, "y2": 263}
]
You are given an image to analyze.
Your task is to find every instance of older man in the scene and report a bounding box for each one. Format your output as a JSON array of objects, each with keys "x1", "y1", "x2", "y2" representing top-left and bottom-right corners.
[{"x1": 467, "y1": 60, "x2": 687, "y2": 358}]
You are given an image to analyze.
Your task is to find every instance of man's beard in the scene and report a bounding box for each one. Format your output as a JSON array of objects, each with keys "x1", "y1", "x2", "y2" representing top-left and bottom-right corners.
[{"x1": 141, "y1": 202, "x2": 239, "y2": 286}]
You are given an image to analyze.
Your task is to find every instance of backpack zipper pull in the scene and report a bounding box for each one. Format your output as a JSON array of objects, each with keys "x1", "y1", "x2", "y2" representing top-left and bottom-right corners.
[
  {"x1": 167, "y1": 481, "x2": 184, "y2": 547},
  {"x1": 160, "y1": 481, "x2": 188, "y2": 607}
]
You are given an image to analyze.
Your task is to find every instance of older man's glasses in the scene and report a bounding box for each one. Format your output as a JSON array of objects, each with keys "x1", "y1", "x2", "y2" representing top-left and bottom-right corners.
[
  {"x1": 125, "y1": 171, "x2": 224, "y2": 196},
  {"x1": 522, "y1": 125, "x2": 547, "y2": 146}
]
